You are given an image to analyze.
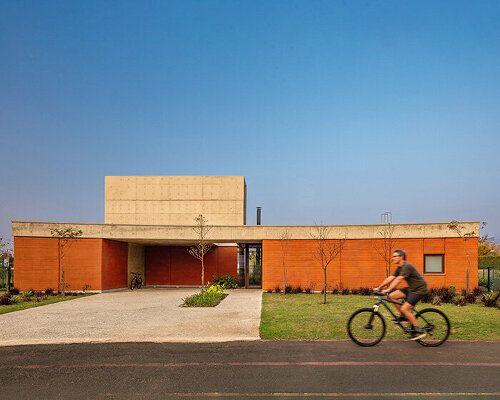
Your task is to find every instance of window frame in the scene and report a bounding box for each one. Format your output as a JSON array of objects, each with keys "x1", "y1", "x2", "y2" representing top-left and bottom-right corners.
[{"x1": 424, "y1": 254, "x2": 445, "y2": 275}]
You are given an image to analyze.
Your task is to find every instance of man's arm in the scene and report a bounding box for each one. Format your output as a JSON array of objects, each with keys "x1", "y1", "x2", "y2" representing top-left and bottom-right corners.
[
  {"x1": 374, "y1": 275, "x2": 396, "y2": 291},
  {"x1": 382, "y1": 275, "x2": 405, "y2": 293}
]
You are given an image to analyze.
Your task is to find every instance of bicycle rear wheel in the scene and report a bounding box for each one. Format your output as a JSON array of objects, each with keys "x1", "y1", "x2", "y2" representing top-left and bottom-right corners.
[
  {"x1": 137, "y1": 277, "x2": 143, "y2": 289},
  {"x1": 130, "y1": 278, "x2": 136, "y2": 290},
  {"x1": 415, "y1": 308, "x2": 450, "y2": 347},
  {"x1": 347, "y1": 308, "x2": 386, "y2": 347}
]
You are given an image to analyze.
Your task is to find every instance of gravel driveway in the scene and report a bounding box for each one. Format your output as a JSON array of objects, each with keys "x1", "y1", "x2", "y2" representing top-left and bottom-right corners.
[{"x1": 0, "y1": 288, "x2": 262, "y2": 346}]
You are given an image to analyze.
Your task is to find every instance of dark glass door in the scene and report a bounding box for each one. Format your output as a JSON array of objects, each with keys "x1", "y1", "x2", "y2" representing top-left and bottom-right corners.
[{"x1": 237, "y1": 244, "x2": 262, "y2": 288}]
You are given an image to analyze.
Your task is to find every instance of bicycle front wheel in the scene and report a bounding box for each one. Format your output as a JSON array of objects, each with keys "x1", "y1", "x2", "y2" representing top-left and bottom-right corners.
[
  {"x1": 415, "y1": 308, "x2": 450, "y2": 347},
  {"x1": 130, "y1": 278, "x2": 136, "y2": 290},
  {"x1": 347, "y1": 308, "x2": 386, "y2": 347},
  {"x1": 137, "y1": 278, "x2": 143, "y2": 289}
]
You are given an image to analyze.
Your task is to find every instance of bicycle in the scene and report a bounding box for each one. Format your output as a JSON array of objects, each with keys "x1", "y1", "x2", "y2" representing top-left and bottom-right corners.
[
  {"x1": 130, "y1": 272, "x2": 143, "y2": 290},
  {"x1": 347, "y1": 290, "x2": 450, "y2": 347}
]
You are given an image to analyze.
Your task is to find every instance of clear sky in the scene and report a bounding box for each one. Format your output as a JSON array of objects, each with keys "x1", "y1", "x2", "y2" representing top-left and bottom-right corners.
[{"x1": 1, "y1": 0, "x2": 499, "y2": 246}]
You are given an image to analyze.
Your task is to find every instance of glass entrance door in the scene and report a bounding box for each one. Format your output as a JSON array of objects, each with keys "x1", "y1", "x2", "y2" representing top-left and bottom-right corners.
[{"x1": 237, "y1": 244, "x2": 262, "y2": 288}]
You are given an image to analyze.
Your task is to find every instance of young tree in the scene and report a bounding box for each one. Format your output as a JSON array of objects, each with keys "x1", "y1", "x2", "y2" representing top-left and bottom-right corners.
[
  {"x1": 280, "y1": 229, "x2": 290, "y2": 295},
  {"x1": 447, "y1": 221, "x2": 482, "y2": 294},
  {"x1": 311, "y1": 225, "x2": 346, "y2": 304},
  {"x1": 0, "y1": 237, "x2": 12, "y2": 289},
  {"x1": 478, "y1": 223, "x2": 499, "y2": 256},
  {"x1": 50, "y1": 227, "x2": 83, "y2": 296},
  {"x1": 372, "y1": 223, "x2": 398, "y2": 277},
  {"x1": 0, "y1": 237, "x2": 11, "y2": 262},
  {"x1": 188, "y1": 215, "x2": 213, "y2": 294}
]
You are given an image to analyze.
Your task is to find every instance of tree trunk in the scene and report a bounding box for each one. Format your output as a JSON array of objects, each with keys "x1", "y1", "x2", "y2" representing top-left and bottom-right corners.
[
  {"x1": 283, "y1": 268, "x2": 286, "y2": 296},
  {"x1": 61, "y1": 263, "x2": 65, "y2": 297},
  {"x1": 201, "y1": 257, "x2": 205, "y2": 294},
  {"x1": 323, "y1": 269, "x2": 327, "y2": 304}
]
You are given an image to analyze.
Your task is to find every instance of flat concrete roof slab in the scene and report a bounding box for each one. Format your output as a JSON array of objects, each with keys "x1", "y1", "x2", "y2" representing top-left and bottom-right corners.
[{"x1": 0, "y1": 289, "x2": 262, "y2": 346}]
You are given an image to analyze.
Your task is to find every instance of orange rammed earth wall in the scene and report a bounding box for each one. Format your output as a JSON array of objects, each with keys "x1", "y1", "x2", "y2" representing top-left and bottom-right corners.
[
  {"x1": 145, "y1": 245, "x2": 237, "y2": 286},
  {"x1": 102, "y1": 239, "x2": 128, "y2": 290},
  {"x1": 13, "y1": 237, "x2": 130, "y2": 291},
  {"x1": 262, "y1": 238, "x2": 478, "y2": 291}
]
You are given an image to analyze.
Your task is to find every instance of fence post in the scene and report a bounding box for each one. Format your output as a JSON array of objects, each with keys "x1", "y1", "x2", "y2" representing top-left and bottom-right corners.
[{"x1": 487, "y1": 267, "x2": 492, "y2": 291}]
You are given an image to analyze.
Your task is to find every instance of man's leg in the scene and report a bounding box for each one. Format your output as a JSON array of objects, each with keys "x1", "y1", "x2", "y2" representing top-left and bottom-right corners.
[
  {"x1": 388, "y1": 290, "x2": 406, "y2": 313},
  {"x1": 400, "y1": 302, "x2": 417, "y2": 327}
]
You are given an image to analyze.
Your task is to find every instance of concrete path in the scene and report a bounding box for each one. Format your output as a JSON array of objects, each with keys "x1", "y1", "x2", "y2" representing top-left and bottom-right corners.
[{"x1": 0, "y1": 288, "x2": 262, "y2": 346}]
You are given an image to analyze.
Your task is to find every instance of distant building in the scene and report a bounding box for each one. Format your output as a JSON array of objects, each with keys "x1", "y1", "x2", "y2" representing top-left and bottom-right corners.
[{"x1": 12, "y1": 176, "x2": 479, "y2": 291}]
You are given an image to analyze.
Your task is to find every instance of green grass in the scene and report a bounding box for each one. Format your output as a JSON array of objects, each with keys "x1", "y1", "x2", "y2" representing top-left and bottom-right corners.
[
  {"x1": 260, "y1": 293, "x2": 500, "y2": 340},
  {"x1": 0, "y1": 294, "x2": 95, "y2": 315}
]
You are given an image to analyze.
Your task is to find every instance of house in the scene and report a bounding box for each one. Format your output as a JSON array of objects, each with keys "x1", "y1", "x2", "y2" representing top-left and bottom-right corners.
[{"x1": 12, "y1": 176, "x2": 478, "y2": 292}]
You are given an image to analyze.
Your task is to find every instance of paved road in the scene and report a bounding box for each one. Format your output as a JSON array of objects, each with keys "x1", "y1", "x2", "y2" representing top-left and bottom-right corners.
[{"x1": 1, "y1": 341, "x2": 499, "y2": 399}]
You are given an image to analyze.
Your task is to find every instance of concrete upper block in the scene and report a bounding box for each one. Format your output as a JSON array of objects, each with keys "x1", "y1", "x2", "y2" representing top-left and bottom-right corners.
[{"x1": 104, "y1": 176, "x2": 246, "y2": 225}]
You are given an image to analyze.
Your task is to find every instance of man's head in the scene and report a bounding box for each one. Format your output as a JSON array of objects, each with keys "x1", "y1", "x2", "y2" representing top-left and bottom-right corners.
[{"x1": 392, "y1": 249, "x2": 406, "y2": 265}]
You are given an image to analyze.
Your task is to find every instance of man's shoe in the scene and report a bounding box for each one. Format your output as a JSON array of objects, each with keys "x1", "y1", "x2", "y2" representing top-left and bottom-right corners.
[
  {"x1": 410, "y1": 326, "x2": 426, "y2": 341},
  {"x1": 393, "y1": 315, "x2": 408, "y2": 324}
]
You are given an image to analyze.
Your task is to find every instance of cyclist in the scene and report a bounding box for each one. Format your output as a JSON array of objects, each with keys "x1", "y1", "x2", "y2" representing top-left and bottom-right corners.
[{"x1": 373, "y1": 249, "x2": 429, "y2": 340}]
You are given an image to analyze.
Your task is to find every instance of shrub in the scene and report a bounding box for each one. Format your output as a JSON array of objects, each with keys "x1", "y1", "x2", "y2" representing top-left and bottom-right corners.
[
  {"x1": 182, "y1": 287, "x2": 226, "y2": 307},
  {"x1": 473, "y1": 287, "x2": 483, "y2": 296},
  {"x1": 481, "y1": 291, "x2": 498, "y2": 308},
  {"x1": 359, "y1": 287, "x2": 371, "y2": 296},
  {"x1": 10, "y1": 295, "x2": 20, "y2": 303},
  {"x1": 274, "y1": 287, "x2": 281, "y2": 293},
  {"x1": 9, "y1": 288, "x2": 20, "y2": 295},
  {"x1": 454, "y1": 296, "x2": 467, "y2": 306},
  {"x1": 431, "y1": 296, "x2": 441, "y2": 306},
  {"x1": 438, "y1": 287, "x2": 455, "y2": 304},
  {"x1": 45, "y1": 288, "x2": 54, "y2": 296},
  {"x1": 341, "y1": 288, "x2": 350, "y2": 295},
  {"x1": 212, "y1": 274, "x2": 238, "y2": 289},
  {"x1": 351, "y1": 289, "x2": 360, "y2": 295},
  {"x1": 22, "y1": 290, "x2": 33, "y2": 302},
  {"x1": 464, "y1": 293, "x2": 476, "y2": 304},
  {"x1": 285, "y1": 286, "x2": 292, "y2": 294},
  {"x1": 331, "y1": 289, "x2": 339, "y2": 295},
  {"x1": 305, "y1": 288, "x2": 312, "y2": 294},
  {"x1": 0, "y1": 294, "x2": 12, "y2": 305},
  {"x1": 267, "y1": 289, "x2": 273, "y2": 293}
]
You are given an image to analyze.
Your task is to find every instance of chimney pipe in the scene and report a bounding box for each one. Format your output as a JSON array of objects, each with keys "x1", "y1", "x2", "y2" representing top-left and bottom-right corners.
[{"x1": 256, "y1": 207, "x2": 262, "y2": 225}]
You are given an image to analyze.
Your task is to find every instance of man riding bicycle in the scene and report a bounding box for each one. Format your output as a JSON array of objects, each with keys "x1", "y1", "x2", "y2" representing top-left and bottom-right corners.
[{"x1": 374, "y1": 249, "x2": 429, "y2": 340}]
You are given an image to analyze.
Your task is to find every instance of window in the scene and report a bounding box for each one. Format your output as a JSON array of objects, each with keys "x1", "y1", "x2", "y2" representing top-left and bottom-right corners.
[{"x1": 424, "y1": 254, "x2": 444, "y2": 274}]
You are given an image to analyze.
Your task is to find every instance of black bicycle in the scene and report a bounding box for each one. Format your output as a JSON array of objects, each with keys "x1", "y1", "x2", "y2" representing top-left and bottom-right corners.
[
  {"x1": 347, "y1": 291, "x2": 450, "y2": 347},
  {"x1": 130, "y1": 272, "x2": 143, "y2": 290}
]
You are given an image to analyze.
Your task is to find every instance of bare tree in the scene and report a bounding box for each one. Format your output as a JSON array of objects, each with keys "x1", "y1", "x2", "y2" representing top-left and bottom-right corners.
[
  {"x1": 311, "y1": 225, "x2": 346, "y2": 304},
  {"x1": 280, "y1": 229, "x2": 290, "y2": 295},
  {"x1": 188, "y1": 215, "x2": 213, "y2": 294},
  {"x1": 50, "y1": 227, "x2": 83, "y2": 296},
  {"x1": 372, "y1": 223, "x2": 398, "y2": 277},
  {"x1": 447, "y1": 221, "x2": 482, "y2": 294}
]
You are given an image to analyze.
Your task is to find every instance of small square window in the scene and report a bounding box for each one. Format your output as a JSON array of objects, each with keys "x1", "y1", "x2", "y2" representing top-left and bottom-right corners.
[{"x1": 424, "y1": 254, "x2": 444, "y2": 274}]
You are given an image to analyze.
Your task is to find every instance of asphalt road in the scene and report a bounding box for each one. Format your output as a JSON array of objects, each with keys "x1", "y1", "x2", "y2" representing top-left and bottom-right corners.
[{"x1": 1, "y1": 340, "x2": 499, "y2": 399}]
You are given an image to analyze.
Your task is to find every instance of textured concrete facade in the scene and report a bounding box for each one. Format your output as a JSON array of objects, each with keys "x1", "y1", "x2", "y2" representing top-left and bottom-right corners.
[
  {"x1": 12, "y1": 221, "x2": 480, "y2": 244},
  {"x1": 105, "y1": 176, "x2": 246, "y2": 226}
]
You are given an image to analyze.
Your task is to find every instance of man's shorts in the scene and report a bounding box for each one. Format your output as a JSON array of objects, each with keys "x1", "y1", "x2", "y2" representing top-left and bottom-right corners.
[{"x1": 400, "y1": 287, "x2": 426, "y2": 306}]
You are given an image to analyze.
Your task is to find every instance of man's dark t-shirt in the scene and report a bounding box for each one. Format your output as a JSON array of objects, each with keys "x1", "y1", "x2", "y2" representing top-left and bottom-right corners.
[{"x1": 392, "y1": 261, "x2": 429, "y2": 295}]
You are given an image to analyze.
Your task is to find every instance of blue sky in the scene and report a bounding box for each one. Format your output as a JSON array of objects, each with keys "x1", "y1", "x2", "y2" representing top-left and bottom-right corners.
[{"x1": 1, "y1": 0, "x2": 499, "y2": 245}]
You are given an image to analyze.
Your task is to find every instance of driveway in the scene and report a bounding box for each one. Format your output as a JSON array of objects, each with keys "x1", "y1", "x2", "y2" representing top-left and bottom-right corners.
[{"x1": 0, "y1": 288, "x2": 262, "y2": 346}]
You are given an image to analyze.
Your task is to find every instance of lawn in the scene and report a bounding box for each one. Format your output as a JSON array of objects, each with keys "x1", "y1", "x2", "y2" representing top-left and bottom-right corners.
[
  {"x1": 260, "y1": 293, "x2": 500, "y2": 340},
  {"x1": 0, "y1": 292, "x2": 95, "y2": 315}
]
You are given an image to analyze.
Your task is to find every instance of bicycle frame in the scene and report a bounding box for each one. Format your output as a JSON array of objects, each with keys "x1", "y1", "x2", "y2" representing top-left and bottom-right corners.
[{"x1": 372, "y1": 295, "x2": 419, "y2": 333}]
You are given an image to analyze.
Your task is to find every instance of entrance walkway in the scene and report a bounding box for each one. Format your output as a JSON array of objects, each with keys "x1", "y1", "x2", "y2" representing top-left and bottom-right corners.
[{"x1": 0, "y1": 288, "x2": 262, "y2": 346}]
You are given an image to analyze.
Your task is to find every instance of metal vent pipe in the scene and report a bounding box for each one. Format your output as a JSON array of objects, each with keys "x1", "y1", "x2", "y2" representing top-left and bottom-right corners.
[{"x1": 256, "y1": 207, "x2": 262, "y2": 225}]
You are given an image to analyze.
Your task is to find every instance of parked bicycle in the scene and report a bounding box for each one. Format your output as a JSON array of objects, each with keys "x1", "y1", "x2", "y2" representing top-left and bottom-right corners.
[
  {"x1": 347, "y1": 290, "x2": 450, "y2": 347},
  {"x1": 130, "y1": 272, "x2": 143, "y2": 290}
]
